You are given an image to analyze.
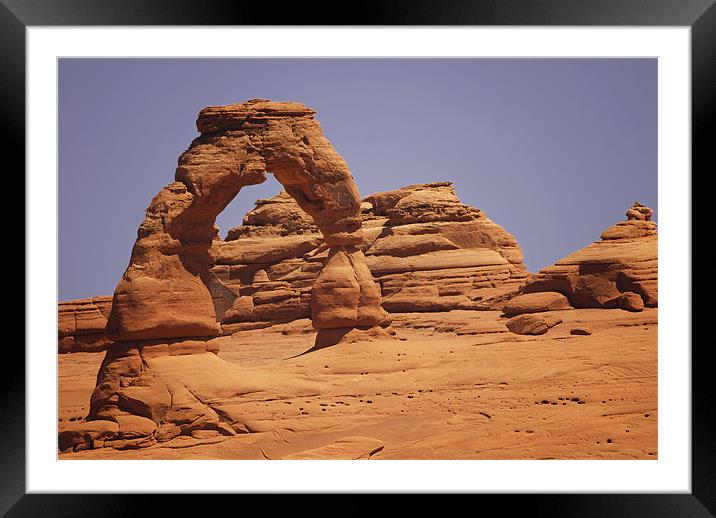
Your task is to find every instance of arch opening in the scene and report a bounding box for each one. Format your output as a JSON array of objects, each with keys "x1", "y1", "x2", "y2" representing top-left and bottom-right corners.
[{"x1": 214, "y1": 174, "x2": 283, "y2": 241}]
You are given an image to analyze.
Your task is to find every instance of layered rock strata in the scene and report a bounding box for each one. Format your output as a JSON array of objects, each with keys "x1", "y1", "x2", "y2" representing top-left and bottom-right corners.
[
  {"x1": 58, "y1": 296, "x2": 113, "y2": 353},
  {"x1": 523, "y1": 202, "x2": 657, "y2": 309},
  {"x1": 57, "y1": 182, "x2": 529, "y2": 349},
  {"x1": 211, "y1": 181, "x2": 529, "y2": 329},
  {"x1": 505, "y1": 313, "x2": 563, "y2": 335},
  {"x1": 502, "y1": 292, "x2": 572, "y2": 316}
]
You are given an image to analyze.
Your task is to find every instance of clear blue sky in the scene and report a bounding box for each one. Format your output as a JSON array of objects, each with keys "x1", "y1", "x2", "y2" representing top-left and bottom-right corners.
[{"x1": 59, "y1": 58, "x2": 657, "y2": 301}]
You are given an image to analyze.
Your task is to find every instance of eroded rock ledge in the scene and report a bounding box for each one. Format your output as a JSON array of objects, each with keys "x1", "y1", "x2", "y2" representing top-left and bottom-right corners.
[
  {"x1": 58, "y1": 296, "x2": 113, "y2": 353},
  {"x1": 522, "y1": 202, "x2": 657, "y2": 309}
]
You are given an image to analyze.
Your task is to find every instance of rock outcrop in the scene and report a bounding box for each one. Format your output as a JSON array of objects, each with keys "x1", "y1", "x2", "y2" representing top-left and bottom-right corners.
[
  {"x1": 106, "y1": 99, "x2": 386, "y2": 341},
  {"x1": 522, "y1": 202, "x2": 657, "y2": 309},
  {"x1": 617, "y1": 291, "x2": 645, "y2": 312},
  {"x1": 58, "y1": 296, "x2": 113, "y2": 353},
  {"x1": 502, "y1": 292, "x2": 571, "y2": 316},
  {"x1": 506, "y1": 313, "x2": 563, "y2": 335},
  {"x1": 70, "y1": 99, "x2": 391, "y2": 452},
  {"x1": 211, "y1": 181, "x2": 529, "y2": 328}
]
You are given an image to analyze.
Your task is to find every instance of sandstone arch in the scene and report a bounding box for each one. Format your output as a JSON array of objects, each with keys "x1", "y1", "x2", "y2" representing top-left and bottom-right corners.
[
  {"x1": 106, "y1": 99, "x2": 387, "y2": 342},
  {"x1": 61, "y1": 100, "x2": 389, "y2": 450}
]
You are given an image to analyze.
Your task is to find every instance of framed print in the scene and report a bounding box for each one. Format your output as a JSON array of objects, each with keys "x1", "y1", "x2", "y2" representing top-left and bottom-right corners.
[{"x1": 5, "y1": 0, "x2": 711, "y2": 513}]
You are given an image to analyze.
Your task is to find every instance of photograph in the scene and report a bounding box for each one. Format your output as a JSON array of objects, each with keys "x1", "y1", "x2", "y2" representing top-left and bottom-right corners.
[
  {"x1": 5, "y1": 2, "x2": 708, "y2": 508},
  {"x1": 57, "y1": 57, "x2": 659, "y2": 460}
]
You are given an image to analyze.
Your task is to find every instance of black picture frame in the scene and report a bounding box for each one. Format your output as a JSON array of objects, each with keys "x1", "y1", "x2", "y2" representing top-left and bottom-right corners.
[{"x1": 4, "y1": 0, "x2": 708, "y2": 513}]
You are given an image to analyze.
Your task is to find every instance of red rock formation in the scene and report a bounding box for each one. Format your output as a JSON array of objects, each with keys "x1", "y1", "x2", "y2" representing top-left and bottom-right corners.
[
  {"x1": 58, "y1": 182, "x2": 528, "y2": 348},
  {"x1": 58, "y1": 296, "x2": 113, "y2": 353},
  {"x1": 364, "y1": 183, "x2": 527, "y2": 311},
  {"x1": 211, "y1": 182, "x2": 529, "y2": 329},
  {"x1": 502, "y1": 292, "x2": 572, "y2": 316},
  {"x1": 106, "y1": 99, "x2": 386, "y2": 341},
  {"x1": 523, "y1": 202, "x2": 657, "y2": 309},
  {"x1": 506, "y1": 313, "x2": 563, "y2": 335}
]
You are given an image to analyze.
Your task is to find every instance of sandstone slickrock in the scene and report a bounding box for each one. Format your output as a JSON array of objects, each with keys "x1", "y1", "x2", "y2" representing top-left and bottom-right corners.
[
  {"x1": 59, "y1": 306, "x2": 658, "y2": 460},
  {"x1": 280, "y1": 436, "x2": 384, "y2": 460},
  {"x1": 455, "y1": 321, "x2": 509, "y2": 335},
  {"x1": 73, "y1": 100, "x2": 391, "y2": 452},
  {"x1": 58, "y1": 296, "x2": 113, "y2": 353},
  {"x1": 523, "y1": 202, "x2": 657, "y2": 309}
]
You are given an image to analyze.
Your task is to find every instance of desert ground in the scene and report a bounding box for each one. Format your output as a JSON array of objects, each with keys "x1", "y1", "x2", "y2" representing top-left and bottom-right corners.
[{"x1": 59, "y1": 307, "x2": 657, "y2": 460}]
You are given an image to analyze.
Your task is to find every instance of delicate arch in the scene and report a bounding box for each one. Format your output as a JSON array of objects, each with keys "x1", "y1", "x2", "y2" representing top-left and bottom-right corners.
[
  {"x1": 105, "y1": 99, "x2": 387, "y2": 343},
  {"x1": 61, "y1": 101, "x2": 387, "y2": 450}
]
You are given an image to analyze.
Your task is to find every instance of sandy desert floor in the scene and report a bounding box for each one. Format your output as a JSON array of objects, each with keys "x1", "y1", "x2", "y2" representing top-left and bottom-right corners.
[{"x1": 58, "y1": 308, "x2": 657, "y2": 460}]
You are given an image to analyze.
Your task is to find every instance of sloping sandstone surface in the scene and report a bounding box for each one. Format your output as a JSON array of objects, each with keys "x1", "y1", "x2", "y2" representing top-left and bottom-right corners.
[{"x1": 59, "y1": 307, "x2": 657, "y2": 459}]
